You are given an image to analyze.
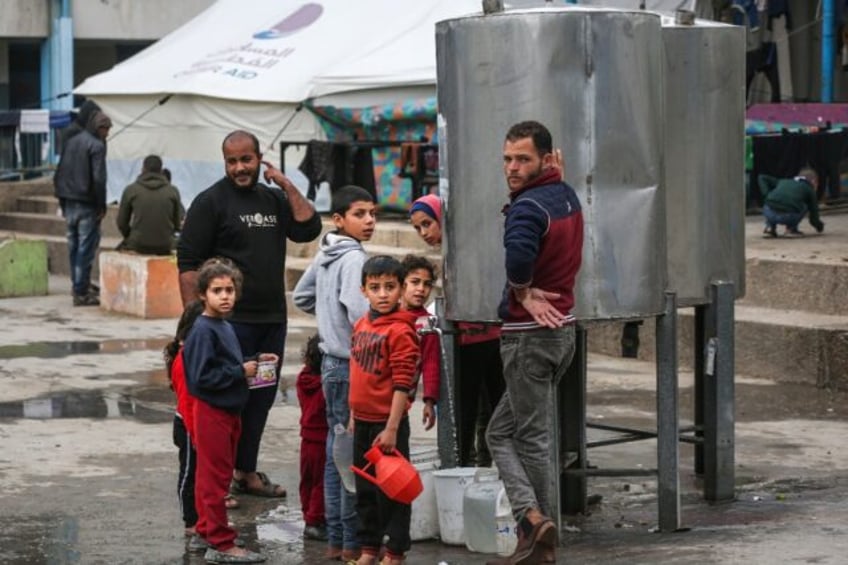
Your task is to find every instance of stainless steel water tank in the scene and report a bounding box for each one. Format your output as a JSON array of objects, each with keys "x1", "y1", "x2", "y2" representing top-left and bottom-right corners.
[
  {"x1": 436, "y1": 8, "x2": 666, "y2": 322},
  {"x1": 662, "y1": 16, "x2": 746, "y2": 305}
]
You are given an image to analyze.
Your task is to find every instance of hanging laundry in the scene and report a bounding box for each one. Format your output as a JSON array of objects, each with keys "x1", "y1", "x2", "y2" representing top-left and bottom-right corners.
[
  {"x1": 298, "y1": 140, "x2": 347, "y2": 201},
  {"x1": 350, "y1": 145, "x2": 377, "y2": 200},
  {"x1": 400, "y1": 143, "x2": 420, "y2": 177},
  {"x1": 19, "y1": 110, "x2": 50, "y2": 134}
]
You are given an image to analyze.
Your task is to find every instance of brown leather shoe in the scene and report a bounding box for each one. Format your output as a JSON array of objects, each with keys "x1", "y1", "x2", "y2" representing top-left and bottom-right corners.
[
  {"x1": 341, "y1": 548, "x2": 361, "y2": 562},
  {"x1": 485, "y1": 515, "x2": 557, "y2": 565},
  {"x1": 539, "y1": 542, "x2": 557, "y2": 563}
]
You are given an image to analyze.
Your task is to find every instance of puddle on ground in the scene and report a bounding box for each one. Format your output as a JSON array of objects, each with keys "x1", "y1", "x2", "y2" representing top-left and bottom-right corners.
[
  {"x1": 0, "y1": 514, "x2": 80, "y2": 564},
  {"x1": 0, "y1": 388, "x2": 173, "y2": 424},
  {"x1": 0, "y1": 338, "x2": 170, "y2": 361}
]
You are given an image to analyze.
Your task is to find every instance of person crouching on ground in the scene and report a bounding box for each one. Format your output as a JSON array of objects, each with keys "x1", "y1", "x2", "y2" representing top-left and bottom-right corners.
[
  {"x1": 183, "y1": 258, "x2": 267, "y2": 564},
  {"x1": 758, "y1": 168, "x2": 825, "y2": 237},
  {"x1": 349, "y1": 256, "x2": 420, "y2": 565}
]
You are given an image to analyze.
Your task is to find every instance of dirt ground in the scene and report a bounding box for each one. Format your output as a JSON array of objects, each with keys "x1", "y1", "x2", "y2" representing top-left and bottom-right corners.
[{"x1": 3, "y1": 214, "x2": 848, "y2": 564}]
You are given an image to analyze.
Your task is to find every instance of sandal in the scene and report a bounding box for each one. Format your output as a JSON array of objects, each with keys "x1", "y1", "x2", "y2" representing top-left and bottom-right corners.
[
  {"x1": 230, "y1": 471, "x2": 287, "y2": 498},
  {"x1": 225, "y1": 494, "x2": 240, "y2": 509}
]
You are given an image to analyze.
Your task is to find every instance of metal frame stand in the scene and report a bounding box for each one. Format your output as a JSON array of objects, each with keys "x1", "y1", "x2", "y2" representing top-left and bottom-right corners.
[
  {"x1": 433, "y1": 298, "x2": 460, "y2": 469},
  {"x1": 561, "y1": 292, "x2": 681, "y2": 531},
  {"x1": 689, "y1": 282, "x2": 736, "y2": 501}
]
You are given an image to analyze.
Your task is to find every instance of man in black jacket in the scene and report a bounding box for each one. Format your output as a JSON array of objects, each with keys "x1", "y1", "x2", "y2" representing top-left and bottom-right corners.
[
  {"x1": 178, "y1": 130, "x2": 322, "y2": 500},
  {"x1": 53, "y1": 110, "x2": 112, "y2": 306}
]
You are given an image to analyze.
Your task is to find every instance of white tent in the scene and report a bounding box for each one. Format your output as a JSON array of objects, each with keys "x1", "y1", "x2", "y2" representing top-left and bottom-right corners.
[
  {"x1": 75, "y1": 0, "x2": 481, "y2": 204},
  {"x1": 76, "y1": 0, "x2": 711, "y2": 204}
]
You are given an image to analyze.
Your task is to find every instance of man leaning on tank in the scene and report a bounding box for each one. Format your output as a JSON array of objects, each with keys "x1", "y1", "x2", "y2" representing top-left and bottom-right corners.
[{"x1": 485, "y1": 120, "x2": 584, "y2": 565}]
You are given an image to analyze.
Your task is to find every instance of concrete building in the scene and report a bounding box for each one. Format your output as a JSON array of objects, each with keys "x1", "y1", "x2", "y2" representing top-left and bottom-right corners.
[{"x1": 0, "y1": 0, "x2": 214, "y2": 111}]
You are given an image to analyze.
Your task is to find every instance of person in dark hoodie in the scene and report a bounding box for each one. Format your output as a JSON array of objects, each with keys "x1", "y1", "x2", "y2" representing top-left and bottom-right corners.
[
  {"x1": 292, "y1": 184, "x2": 376, "y2": 562},
  {"x1": 116, "y1": 154, "x2": 184, "y2": 255},
  {"x1": 53, "y1": 109, "x2": 112, "y2": 306},
  {"x1": 60, "y1": 99, "x2": 101, "y2": 149}
]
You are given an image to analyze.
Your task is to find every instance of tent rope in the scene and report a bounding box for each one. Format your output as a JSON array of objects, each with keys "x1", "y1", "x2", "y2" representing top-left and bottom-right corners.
[
  {"x1": 107, "y1": 94, "x2": 173, "y2": 142},
  {"x1": 266, "y1": 102, "x2": 304, "y2": 152}
]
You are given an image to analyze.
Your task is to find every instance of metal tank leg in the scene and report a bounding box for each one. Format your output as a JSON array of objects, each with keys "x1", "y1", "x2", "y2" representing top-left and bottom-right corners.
[
  {"x1": 704, "y1": 282, "x2": 735, "y2": 502},
  {"x1": 693, "y1": 305, "x2": 707, "y2": 476},
  {"x1": 434, "y1": 298, "x2": 459, "y2": 469},
  {"x1": 560, "y1": 326, "x2": 587, "y2": 515},
  {"x1": 656, "y1": 292, "x2": 680, "y2": 531}
]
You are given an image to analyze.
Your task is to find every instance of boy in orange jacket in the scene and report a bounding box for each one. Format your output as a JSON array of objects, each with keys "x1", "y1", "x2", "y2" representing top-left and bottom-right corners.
[{"x1": 349, "y1": 255, "x2": 420, "y2": 565}]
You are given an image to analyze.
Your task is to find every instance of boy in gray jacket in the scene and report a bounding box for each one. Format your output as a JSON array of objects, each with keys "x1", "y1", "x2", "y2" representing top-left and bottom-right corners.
[{"x1": 293, "y1": 185, "x2": 377, "y2": 561}]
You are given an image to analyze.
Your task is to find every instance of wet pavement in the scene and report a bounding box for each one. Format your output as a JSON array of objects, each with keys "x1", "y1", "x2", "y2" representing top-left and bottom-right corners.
[{"x1": 3, "y1": 275, "x2": 848, "y2": 563}]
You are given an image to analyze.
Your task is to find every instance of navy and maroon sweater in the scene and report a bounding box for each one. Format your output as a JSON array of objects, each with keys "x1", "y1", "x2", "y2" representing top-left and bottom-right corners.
[
  {"x1": 498, "y1": 169, "x2": 584, "y2": 331},
  {"x1": 183, "y1": 314, "x2": 248, "y2": 413}
]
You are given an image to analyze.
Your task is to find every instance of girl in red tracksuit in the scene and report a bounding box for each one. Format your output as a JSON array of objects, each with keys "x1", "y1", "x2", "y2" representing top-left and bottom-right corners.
[{"x1": 296, "y1": 334, "x2": 329, "y2": 540}]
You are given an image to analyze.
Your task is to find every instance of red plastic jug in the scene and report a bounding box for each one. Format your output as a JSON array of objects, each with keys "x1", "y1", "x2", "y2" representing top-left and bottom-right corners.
[{"x1": 351, "y1": 446, "x2": 423, "y2": 504}]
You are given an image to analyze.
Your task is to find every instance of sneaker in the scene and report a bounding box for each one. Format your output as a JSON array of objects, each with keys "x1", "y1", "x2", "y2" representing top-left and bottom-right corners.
[
  {"x1": 203, "y1": 547, "x2": 265, "y2": 564},
  {"x1": 762, "y1": 225, "x2": 777, "y2": 238},
  {"x1": 303, "y1": 524, "x2": 328, "y2": 541},
  {"x1": 188, "y1": 534, "x2": 209, "y2": 552},
  {"x1": 73, "y1": 293, "x2": 100, "y2": 306}
]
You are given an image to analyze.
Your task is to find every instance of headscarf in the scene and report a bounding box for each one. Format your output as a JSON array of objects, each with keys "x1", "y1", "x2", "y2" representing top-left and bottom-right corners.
[{"x1": 409, "y1": 193, "x2": 442, "y2": 225}]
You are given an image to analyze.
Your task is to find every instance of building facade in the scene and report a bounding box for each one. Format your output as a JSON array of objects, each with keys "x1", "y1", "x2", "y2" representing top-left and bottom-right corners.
[{"x1": 0, "y1": 0, "x2": 214, "y2": 111}]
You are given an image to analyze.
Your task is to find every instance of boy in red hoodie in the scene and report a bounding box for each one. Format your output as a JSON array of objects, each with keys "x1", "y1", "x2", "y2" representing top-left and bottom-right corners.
[
  {"x1": 400, "y1": 255, "x2": 439, "y2": 430},
  {"x1": 349, "y1": 255, "x2": 420, "y2": 565},
  {"x1": 296, "y1": 333, "x2": 329, "y2": 541}
]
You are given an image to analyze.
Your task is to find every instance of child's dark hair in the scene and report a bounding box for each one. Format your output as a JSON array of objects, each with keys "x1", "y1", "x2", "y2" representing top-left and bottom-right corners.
[
  {"x1": 303, "y1": 334, "x2": 322, "y2": 373},
  {"x1": 361, "y1": 255, "x2": 405, "y2": 286},
  {"x1": 331, "y1": 185, "x2": 375, "y2": 216},
  {"x1": 401, "y1": 254, "x2": 436, "y2": 281},
  {"x1": 163, "y1": 300, "x2": 204, "y2": 386},
  {"x1": 196, "y1": 257, "x2": 243, "y2": 298}
]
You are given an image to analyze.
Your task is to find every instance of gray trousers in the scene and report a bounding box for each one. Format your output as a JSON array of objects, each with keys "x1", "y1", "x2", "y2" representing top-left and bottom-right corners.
[{"x1": 486, "y1": 325, "x2": 575, "y2": 519}]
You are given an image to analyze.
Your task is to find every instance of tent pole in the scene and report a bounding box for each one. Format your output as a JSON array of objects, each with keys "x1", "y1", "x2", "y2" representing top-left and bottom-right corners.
[{"x1": 822, "y1": 0, "x2": 835, "y2": 103}]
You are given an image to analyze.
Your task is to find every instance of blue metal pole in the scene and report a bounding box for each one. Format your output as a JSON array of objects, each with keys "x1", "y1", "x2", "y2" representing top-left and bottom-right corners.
[
  {"x1": 41, "y1": 0, "x2": 73, "y2": 164},
  {"x1": 823, "y1": 0, "x2": 835, "y2": 103}
]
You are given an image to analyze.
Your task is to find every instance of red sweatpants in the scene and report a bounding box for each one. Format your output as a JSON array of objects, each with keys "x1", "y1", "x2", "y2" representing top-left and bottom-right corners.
[
  {"x1": 194, "y1": 399, "x2": 241, "y2": 550},
  {"x1": 300, "y1": 438, "x2": 326, "y2": 526}
]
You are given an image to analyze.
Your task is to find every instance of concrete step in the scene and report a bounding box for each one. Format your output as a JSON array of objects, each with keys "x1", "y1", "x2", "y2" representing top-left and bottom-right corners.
[
  {"x1": 0, "y1": 206, "x2": 122, "y2": 239},
  {"x1": 16, "y1": 195, "x2": 58, "y2": 214},
  {"x1": 0, "y1": 230, "x2": 123, "y2": 278},
  {"x1": 288, "y1": 217, "x2": 432, "y2": 258},
  {"x1": 743, "y1": 256, "x2": 848, "y2": 316},
  {"x1": 586, "y1": 304, "x2": 848, "y2": 389},
  {"x1": 284, "y1": 242, "x2": 441, "y2": 291}
]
